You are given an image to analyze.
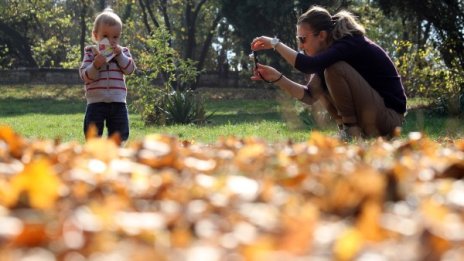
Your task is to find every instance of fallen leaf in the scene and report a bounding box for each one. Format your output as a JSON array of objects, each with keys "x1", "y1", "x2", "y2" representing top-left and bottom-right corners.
[
  {"x1": 9, "y1": 158, "x2": 61, "y2": 209},
  {"x1": 333, "y1": 228, "x2": 364, "y2": 261}
]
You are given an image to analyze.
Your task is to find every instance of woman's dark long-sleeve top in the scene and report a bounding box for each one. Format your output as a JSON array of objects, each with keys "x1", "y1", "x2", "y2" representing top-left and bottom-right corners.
[{"x1": 294, "y1": 34, "x2": 407, "y2": 114}]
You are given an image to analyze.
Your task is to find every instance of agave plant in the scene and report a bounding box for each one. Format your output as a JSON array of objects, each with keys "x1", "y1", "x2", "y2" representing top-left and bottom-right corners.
[{"x1": 159, "y1": 89, "x2": 213, "y2": 125}]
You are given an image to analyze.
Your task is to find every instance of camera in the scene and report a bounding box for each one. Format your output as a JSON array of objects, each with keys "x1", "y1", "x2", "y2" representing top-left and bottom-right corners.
[{"x1": 249, "y1": 51, "x2": 258, "y2": 69}]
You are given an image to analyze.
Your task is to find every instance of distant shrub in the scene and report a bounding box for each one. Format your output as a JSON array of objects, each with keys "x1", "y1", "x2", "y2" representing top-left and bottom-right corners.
[
  {"x1": 394, "y1": 40, "x2": 464, "y2": 115},
  {"x1": 161, "y1": 89, "x2": 211, "y2": 125},
  {"x1": 128, "y1": 26, "x2": 209, "y2": 125}
]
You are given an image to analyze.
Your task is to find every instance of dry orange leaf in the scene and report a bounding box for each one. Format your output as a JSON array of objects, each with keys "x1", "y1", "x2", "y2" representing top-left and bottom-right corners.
[
  {"x1": 454, "y1": 139, "x2": 464, "y2": 151},
  {"x1": 420, "y1": 229, "x2": 453, "y2": 260},
  {"x1": 170, "y1": 225, "x2": 192, "y2": 248},
  {"x1": 138, "y1": 134, "x2": 178, "y2": 169},
  {"x1": 351, "y1": 167, "x2": 385, "y2": 201},
  {"x1": 1, "y1": 124, "x2": 464, "y2": 259},
  {"x1": 327, "y1": 178, "x2": 361, "y2": 214},
  {"x1": 85, "y1": 123, "x2": 99, "y2": 140},
  {"x1": 356, "y1": 200, "x2": 387, "y2": 241},
  {"x1": 0, "y1": 125, "x2": 24, "y2": 158},
  {"x1": 10, "y1": 222, "x2": 48, "y2": 247},
  {"x1": 278, "y1": 202, "x2": 318, "y2": 254},
  {"x1": 279, "y1": 173, "x2": 307, "y2": 188}
]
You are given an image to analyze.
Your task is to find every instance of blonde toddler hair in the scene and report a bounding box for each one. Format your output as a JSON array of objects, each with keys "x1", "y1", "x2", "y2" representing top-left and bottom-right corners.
[{"x1": 91, "y1": 7, "x2": 123, "y2": 43}]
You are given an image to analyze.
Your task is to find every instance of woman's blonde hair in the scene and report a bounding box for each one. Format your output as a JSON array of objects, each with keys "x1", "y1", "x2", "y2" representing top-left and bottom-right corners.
[
  {"x1": 297, "y1": 6, "x2": 365, "y2": 41},
  {"x1": 91, "y1": 7, "x2": 122, "y2": 42}
]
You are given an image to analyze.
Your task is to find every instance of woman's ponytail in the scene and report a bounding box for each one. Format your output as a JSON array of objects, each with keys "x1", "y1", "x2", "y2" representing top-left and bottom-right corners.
[{"x1": 331, "y1": 11, "x2": 365, "y2": 40}]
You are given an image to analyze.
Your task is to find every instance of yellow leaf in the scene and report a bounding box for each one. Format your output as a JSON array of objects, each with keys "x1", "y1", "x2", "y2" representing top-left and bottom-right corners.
[
  {"x1": 420, "y1": 198, "x2": 449, "y2": 223},
  {"x1": 235, "y1": 143, "x2": 267, "y2": 173},
  {"x1": 307, "y1": 131, "x2": 340, "y2": 149},
  {"x1": 0, "y1": 178, "x2": 16, "y2": 206},
  {"x1": 333, "y1": 228, "x2": 364, "y2": 261},
  {"x1": 241, "y1": 236, "x2": 275, "y2": 261},
  {"x1": 84, "y1": 138, "x2": 119, "y2": 162},
  {"x1": 10, "y1": 159, "x2": 61, "y2": 209}
]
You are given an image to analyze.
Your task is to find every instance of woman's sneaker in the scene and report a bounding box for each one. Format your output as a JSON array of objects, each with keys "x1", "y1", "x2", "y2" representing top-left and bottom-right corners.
[{"x1": 338, "y1": 124, "x2": 363, "y2": 142}]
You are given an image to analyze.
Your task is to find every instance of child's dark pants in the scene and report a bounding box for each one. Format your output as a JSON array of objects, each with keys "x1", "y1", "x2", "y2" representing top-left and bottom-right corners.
[{"x1": 83, "y1": 102, "x2": 129, "y2": 141}]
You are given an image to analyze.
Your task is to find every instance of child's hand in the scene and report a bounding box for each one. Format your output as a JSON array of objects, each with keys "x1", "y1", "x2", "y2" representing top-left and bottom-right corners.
[
  {"x1": 93, "y1": 52, "x2": 106, "y2": 69},
  {"x1": 113, "y1": 45, "x2": 122, "y2": 56}
]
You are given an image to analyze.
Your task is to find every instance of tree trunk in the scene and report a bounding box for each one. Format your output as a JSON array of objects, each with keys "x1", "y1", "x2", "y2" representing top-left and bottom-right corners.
[
  {"x1": 138, "y1": 0, "x2": 153, "y2": 34},
  {"x1": 184, "y1": 0, "x2": 207, "y2": 59},
  {"x1": 192, "y1": 14, "x2": 222, "y2": 90},
  {"x1": 184, "y1": 2, "x2": 195, "y2": 59},
  {"x1": 0, "y1": 21, "x2": 37, "y2": 67},
  {"x1": 142, "y1": 0, "x2": 160, "y2": 28},
  {"x1": 121, "y1": 2, "x2": 133, "y2": 23},
  {"x1": 158, "y1": 0, "x2": 172, "y2": 46},
  {"x1": 79, "y1": 0, "x2": 88, "y2": 61}
]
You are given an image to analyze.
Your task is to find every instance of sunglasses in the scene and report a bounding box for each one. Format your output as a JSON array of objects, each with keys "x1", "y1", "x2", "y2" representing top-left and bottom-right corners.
[
  {"x1": 296, "y1": 36, "x2": 307, "y2": 44},
  {"x1": 296, "y1": 32, "x2": 319, "y2": 44}
]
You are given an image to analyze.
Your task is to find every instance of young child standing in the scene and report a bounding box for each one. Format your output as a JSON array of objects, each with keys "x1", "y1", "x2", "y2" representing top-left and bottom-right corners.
[{"x1": 79, "y1": 7, "x2": 136, "y2": 142}]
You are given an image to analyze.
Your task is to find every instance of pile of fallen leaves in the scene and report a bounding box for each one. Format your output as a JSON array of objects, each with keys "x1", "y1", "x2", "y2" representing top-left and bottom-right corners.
[{"x1": 0, "y1": 125, "x2": 464, "y2": 261}]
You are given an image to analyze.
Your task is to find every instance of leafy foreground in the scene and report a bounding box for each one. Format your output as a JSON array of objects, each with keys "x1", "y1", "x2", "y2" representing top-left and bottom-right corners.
[{"x1": 0, "y1": 126, "x2": 464, "y2": 261}]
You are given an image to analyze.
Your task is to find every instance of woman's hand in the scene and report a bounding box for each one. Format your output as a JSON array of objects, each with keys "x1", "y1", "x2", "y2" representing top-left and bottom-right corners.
[
  {"x1": 251, "y1": 36, "x2": 273, "y2": 51},
  {"x1": 251, "y1": 63, "x2": 282, "y2": 83}
]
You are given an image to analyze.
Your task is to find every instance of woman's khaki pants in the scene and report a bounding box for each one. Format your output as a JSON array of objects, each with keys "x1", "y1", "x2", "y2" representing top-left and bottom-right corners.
[{"x1": 301, "y1": 61, "x2": 404, "y2": 137}]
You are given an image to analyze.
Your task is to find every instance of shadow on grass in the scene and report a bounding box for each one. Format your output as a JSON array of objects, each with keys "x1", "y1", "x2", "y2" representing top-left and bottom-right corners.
[
  {"x1": 402, "y1": 108, "x2": 464, "y2": 138},
  {"x1": 0, "y1": 97, "x2": 84, "y2": 116},
  {"x1": 207, "y1": 111, "x2": 284, "y2": 125},
  {"x1": 207, "y1": 107, "x2": 464, "y2": 138}
]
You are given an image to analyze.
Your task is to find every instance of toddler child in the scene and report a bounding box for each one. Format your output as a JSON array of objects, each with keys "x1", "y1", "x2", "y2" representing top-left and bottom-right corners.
[{"x1": 79, "y1": 7, "x2": 136, "y2": 142}]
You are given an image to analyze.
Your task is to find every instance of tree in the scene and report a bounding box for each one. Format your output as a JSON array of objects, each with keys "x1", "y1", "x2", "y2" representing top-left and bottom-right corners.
[
  {"x1": 0, "y1": 0, "x2": 90, "y2": 68},
  {"x1": 0, "y1": 20, "x2": 37, "y2": 67},
  {"x1": 0, "y1": 0, "x2": 138, "y2": 68},
  {"x1": 136, "y1": 0, "x2": 223, "y2": 89},
  {"x1": 0, "y1": 1, "x2": 41, "y2": 67},
  {"x1": 375, "y1": 0, "x2": 464, "y2": 68},
  {"x1": 371, "y1": 0, "x2": 464, "y2": 113},
  {"x1": 218, "y1": 0, "x2": 297, "y2": 71},
  {"x1": 217, "y1": 0, "x2": 354, "y2": 75}
]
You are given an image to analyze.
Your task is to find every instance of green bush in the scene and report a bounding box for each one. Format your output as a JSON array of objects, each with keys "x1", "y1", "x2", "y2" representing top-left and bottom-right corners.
[
  {"x1": 394, "y1": 40, "x2": 464, "y2": 115},
  {"x1": 161, "y1": 89, "x2": 211, "y2": 125},
  {"x1": 129, "y1": 74, "x2": 166, "y2": 125},
  {"x1": 128, "y1": 26, "x2": 208, "y2": 125}
]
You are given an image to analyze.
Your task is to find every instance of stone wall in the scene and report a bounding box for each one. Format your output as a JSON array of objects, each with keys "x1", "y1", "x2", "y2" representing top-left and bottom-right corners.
[
  {"x1": 0, "y1": 68, "x2": 82, "y2": 85},
  {"x1": 0, "y1": 68, "x2": 257, "y2": 88}
]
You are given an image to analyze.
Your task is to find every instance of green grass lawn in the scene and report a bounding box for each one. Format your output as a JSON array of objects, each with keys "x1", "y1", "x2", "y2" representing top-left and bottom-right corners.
[{"x1": 0, "y1": 85, "x2": 462, "y2": 143}]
